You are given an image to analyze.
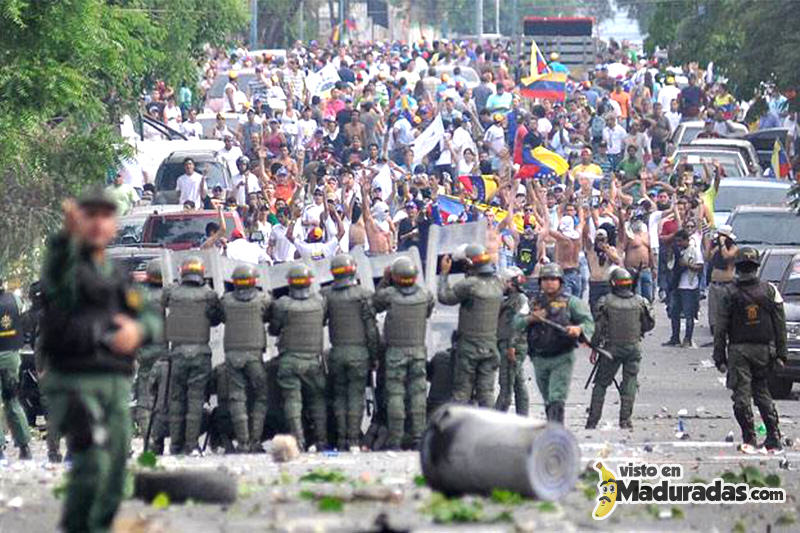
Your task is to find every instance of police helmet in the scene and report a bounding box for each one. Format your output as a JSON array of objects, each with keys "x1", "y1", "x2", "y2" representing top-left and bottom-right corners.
[
  {"x1": 236, "y1": 155, "x2": 250, "y2": 170},
  {"x1": 609, "y1": 267, "x2": 634, "y2": 295},
  {"x1": 464, "y1": 243, "x2": 494, "y2": 275},
  {"x1": 500, "y1": 266, "x2": 525, "y2": 286},
  {"x1": 287, "y1": 264, "x2": 313, "y2": 288},
  {"x1": 734, "y1": 246, "x2": 760, "y2": 268},
  {"x1": 391, "y1": 256, "x2": 418, "y2": 287},
  {"x1": 232, "y1": 264, "x2": 258, "y2": 289},
  {"x1": 330, "y1": 254, "x2": 357, "y2": 288},
  {"x1": 180, "y1": 256, "x2": 205, "y2": 285},
  {"x1": 538, "y1": 263, "x2": 564, "y2": 282},
  {"x1": 146, "y1": 259, "x2": 163, "y2": 287}
]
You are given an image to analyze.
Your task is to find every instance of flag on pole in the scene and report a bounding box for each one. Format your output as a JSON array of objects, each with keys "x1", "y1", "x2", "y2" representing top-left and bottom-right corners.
[
  {"x1": 518, "y1": 145, "x2": 569, "y2": 180},
  {"x1": 519, "y1": 40, "x2": 567, "y2": 102},
  {"x1": 411, "y1": 114, "x2": 444, "y2": 166},
  {"x1": 457, "y1": 175, "x2": 499, "y2": 203},
  {"x1": 772, "y1": 139, "x2": 792, "y2": 179}
]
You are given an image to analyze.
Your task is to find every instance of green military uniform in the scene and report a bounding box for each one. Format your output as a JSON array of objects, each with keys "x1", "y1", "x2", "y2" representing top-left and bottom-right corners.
[
  {"x1": 0, "y1": 289, "x2": 32, "y2": 459},
  {"x1": 220, "y1": 265, "x2": 271, "y2": 452},
  {"x1": 162, "y1": 257, "x2": 223, "y2": 455},
  {"x1": 521, "y1": 265, "x2": 594, "y2": 423},
  {"x1": 714, "y1": 247, "x2": 787, "y2": 452},
  {"x1": 40, "y1": 217, "x2": 161, "y2": 533},
  {"x1": 323, "y1": 254, "x2": 379, "y2": 450},
  {"x1": 268, "y1": 265, "x2": 328, "y2": 451},
  {"x1": 134, "y1": 261, "x2": 166, "y2": 436},
  {"x1": 438, "y1": 245, "x2": 504, "y2": 408},
  {"x1": 495, "y1": 289, "x2": 530, "y2": 416},
  {"x1": 208, "y1": 363, "x2": 236, "y2": 454},
  {"x1": 587, "y1": 269, "x2": 655, "y2": 429},
  {"x1": 374, "y1": 257, "x2": 434, "y2": 449}
]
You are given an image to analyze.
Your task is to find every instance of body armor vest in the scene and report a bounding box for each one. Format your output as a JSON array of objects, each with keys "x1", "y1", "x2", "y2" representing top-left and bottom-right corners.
[
  {"x1": 326, "y1": 286, "x2": 368, "y2": 346},
  {"x1": 604, "y1": 293, "x2": 643, "y2": 344},
  {"x1": 278, "y1": 295, "x2": 324, "y2": 353},
  {"x1": 223, "y1": 292, "x2": 268, "y2": 351},
  {"x1": 497, "y1": 292, "x2": 526, "y2": 342},
  {"x1": 0, "y1": 292, "x2": 23, "y2": 351},
  {"x1": 456, "y1": 276, "x2": 504, "y2": 342},
  {"x1": 384, "y1": 286, "x2": 430, "y2": 347},
  {"x1": 729, "y1": 281, "x2": 776, "y2": 344},
  {"x1": 165, "y1": 285, "x2": 212, "y2": 345},
  {"x1": 528, "y1": 292, "x2": 576, "y2": 357}
]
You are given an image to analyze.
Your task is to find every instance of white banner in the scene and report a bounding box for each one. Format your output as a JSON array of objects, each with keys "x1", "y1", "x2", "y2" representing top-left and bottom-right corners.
[
  {"x1": 307, "y1": 63, "x2": 340, "y2": 97},
  {"x1": 411, "y1": 114, "x2": 444, "y2": 166}
]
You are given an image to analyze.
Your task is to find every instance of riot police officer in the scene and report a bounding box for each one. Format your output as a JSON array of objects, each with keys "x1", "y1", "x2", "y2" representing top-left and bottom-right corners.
[
  {"x1": 374, "y1": 256, "x2": 434, "y2": 449},
  {"x1": 586, "y1": 268, "x2": 655, "y2": 429},
  {"x1": 323, "y1": 254, "x2": 379, "y2": 450},
  {"x1": 0, "y1": 277, "x2": 32, "y2": 460},
  {"x1": 135, "y1": 260, "x2": 166, "y2": 437},
  {"x1": 268, "y1": 264, "x2": 328, "y2": 451},
  {"x1": 522, "y1": 263, "x2": 594, "y2": 423},
  {"x1": 438, "y1": 243, "x2": 504, "y2": 407},
  {"x1": 714, "y1": 247, "x2": 787, "y2": 454},
  {"x1": 495, "y1": 266, "x2": 530, "y2": 416},
  {"x1": 220, "y1": 264, "x2": 270, "y2": 453},
  {"x1": 161, "y1": 256, "x2": 224, "y2": 455}
]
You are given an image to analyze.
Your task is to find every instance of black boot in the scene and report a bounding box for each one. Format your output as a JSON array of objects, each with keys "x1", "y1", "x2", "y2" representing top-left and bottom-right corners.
[
  {"x1": 619, "y1": 396, "x2": 635, "y2": 430},
  {"x1": 18, "y1": 445, "x2": 32, "y2": 460},
  {"x1": 546, "y1": 401, "x2": 565, "y2": 424},
  {"x1": 733, "y1": 404, "x2": 757, "y2": 447},
  {"x1": 586, "y1": 389, "x2": 605, "y2": 429},
  {"x1": 757, "y1": 402, "x2": 783, "y2": 452},
  {"x1": 48, "y1": 450, "x2": 63, "y2": 463}
]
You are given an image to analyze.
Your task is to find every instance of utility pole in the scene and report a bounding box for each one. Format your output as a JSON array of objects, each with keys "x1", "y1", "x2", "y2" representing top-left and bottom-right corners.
[
  {"x1": 299, "y1": 0, "x2": 305, "y2": 42},
  {"x1": 513, "y1": 0, "x2": 522, "y2": 78},
  {"x1": 250, "y1": 0, "x2": 258, "y2": 49},
  {"x1": 476, "y1": 0, "x2": 483, "y2": 38},
  {"x1": 495, "y1": 0, "x2": 499, "y2": 34},
  {"x1": 339, "y1": 0, "x2": 345, "y2": 43}
]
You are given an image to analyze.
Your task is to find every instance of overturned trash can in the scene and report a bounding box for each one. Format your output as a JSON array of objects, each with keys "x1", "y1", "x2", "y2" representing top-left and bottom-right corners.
[{"x1": 420, "y1": 404, "x2": 580, "y2": 501}]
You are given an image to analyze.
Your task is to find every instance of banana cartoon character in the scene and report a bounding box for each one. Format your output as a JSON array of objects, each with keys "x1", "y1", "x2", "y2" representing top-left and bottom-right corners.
[{"x1": 593, "y1": 462, "x2": 618, "y2": 520}]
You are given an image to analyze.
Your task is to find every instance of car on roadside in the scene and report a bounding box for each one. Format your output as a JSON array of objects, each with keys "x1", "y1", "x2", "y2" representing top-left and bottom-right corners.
[
  {"x1": 738, "y1": 128, "x2": 791, "y2": 171},
  {"x1": 758, "y1": 248, "x2": 800, "y2": 285},
  {"x1": 689, "y1": 138, "x2": 761, "y2": 176},
  {"x1": 140, "y1": 209, "x2": 245, "y2": 250},
  {"x1": 727, "y1": 206, "x2": 800, "y2": 252},
  {"x1": 671, "y1": 148, "x2": 749, "y2": 178},
  {"x1": 153, "y1": 150, "x2": 232, "y2": 205},
  {"x1": 768, "y1": 253, "x2": 800, "y2": 398},
  {"x1": 107, "y1": 245, "x2": 165, "y2": 283},
  {"x1": 713, "y1": 177, "x2": 790, "y2": 227},
  {"x1": 670, "y1": 120, "x2": 748, "y2": 149}
]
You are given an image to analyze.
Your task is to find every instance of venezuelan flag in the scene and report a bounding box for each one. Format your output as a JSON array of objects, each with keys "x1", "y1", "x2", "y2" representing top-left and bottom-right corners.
[
  {"x1": 519, "y1": 146, "x2": 569, "y2": 180},
  {"x1": 772, "y1": 139, "x2": 792, "y2": 179},
  {"x1": 520, "y1": 72, "x2": 567, "y2": 102},
  {"x1": 457, "y1": 174, "x2": 498, "y2": 202},
  {"x1": 436, "y1": 195, "x2": 466, "y2": 223},
  {"x1": 530, "y1": 40, "x2": 549, "y2": 76}
]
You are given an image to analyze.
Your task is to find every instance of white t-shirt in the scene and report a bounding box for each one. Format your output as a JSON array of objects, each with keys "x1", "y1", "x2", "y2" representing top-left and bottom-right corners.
[
  {"x1": 232, "y1": 172, "x2": 261, "y2": 206},
  {"x1": 176, "y1": 172, "x2": 203, "y2": 206},
  {"x1": 219, "y1": 146, "x2": 243, "y2": 175},
  {"x1": 269, "y1": 224, "x2": 297, "y2": 262},
  {"x1": 483, "y1": 124, "x2": 506, "y2": 156},
  {"x1": 678, "y1": 244, "x2": 704, "y2": 289},
  {"x1": 226, "y1": 238, "x2": 270, "y2": 264},
  {"x1": 181, "y1": 121, "x2": 204, "y2": 139},
  {"x1": 603, "y1": 125, "x2": 627, "y2": 155},
  {"x1": 295, "y1": 237, "x2": 339, "y2": 261},
  {"x1": 658, "y1": 85, "x2": 681, "y2": 111},
  {"x1": 537, "y1": 118, "x2": 553, "y2": 137}
]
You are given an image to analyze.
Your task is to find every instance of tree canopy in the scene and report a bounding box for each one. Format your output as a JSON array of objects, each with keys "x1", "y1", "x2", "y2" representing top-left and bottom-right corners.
[{"x1": 0, "y1": 0, "x2": 247, "y2": 281}]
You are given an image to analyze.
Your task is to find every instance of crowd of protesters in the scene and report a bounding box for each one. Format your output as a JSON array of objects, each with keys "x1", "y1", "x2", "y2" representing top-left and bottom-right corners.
[{"x1": 123, "y1": 36, "x2": 800, "y2": 348}]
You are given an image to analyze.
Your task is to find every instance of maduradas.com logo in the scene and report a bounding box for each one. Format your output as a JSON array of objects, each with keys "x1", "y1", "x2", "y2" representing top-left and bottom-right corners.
[{"x1": 592, "y1": 461, "x2": 786, "y2": 520}]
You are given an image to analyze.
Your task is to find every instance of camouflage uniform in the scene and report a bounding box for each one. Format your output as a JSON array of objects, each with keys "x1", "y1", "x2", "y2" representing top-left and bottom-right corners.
[
  {"x1": 221, "y1": 278, "x2": 270, "y2": 452},
  {"x1": 714, "y1": 247, "x2": 787, "y2": 451},
  {"x1": 268, "y1": 266, "x2": 328, "y2": 450},
  {"x1": 495, "y1": 290, "x2": 530, "y2": 415},
  {"x1": 161, "y1": 259, "x2": 223, "y2": 454},
  {"x1": 135, "y1": 270, "x2": 166, "y2": 436},
  {"x1": 374, "y1": 256, "x2": 434, "y2": 449},
  {"x1": 323, "y1": 270, "x2": 379, "y2": 450},
  {"x1": 0, "y1": 290, "x2": 32, "y2": 459},
  {"x1": 437, "y1": 255, "x2": 504, "y2": 408},
  {"x1": 587, "y1": 269, "x2": 655, "y2": 429}
]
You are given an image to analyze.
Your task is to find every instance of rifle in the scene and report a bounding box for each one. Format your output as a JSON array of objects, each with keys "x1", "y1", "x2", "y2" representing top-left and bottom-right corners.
[
  {"x1": 143, "y1": 357, "x2": 171, "y2": 453},
  {"x1": 535, "y1": 316, "x2": 621, "y2": 393}
]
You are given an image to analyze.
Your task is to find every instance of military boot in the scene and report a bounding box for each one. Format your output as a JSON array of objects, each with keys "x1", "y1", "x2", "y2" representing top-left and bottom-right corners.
[
  {"x1": 151, "y1": 438, "x2": 165, "y2": 456},
  {"x1": 287, "y1": 417, "x2": 306, "y2": 451},
  {"x1": 250, "y1": 408, "x2": 267, "y2": 454},
  {"x1": 758, "y1": 404, "x2": 783, "y2": 453},
  {"x1": 232, "y1": 415, "x2": 250, "y2": 453},
  {"x1": 619, "y1": 396, "x2": 635, "y2": 430},
  {"x1": 733, "y1": 404, "x2": 757, "y2": 450},
  {"x1": 48, "y1": 450, "x2": 63, "y2": 463},
  {"x1": 546, "y1": 402, "x2": 565, "y2": 424},
  {"x1": 18, "y1": 445, "x2": 32, "y2": 460}
]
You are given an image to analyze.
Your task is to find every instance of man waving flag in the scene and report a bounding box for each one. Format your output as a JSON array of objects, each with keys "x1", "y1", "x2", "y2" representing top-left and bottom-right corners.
[{"x1": 520, "y1": 40, "x2": 567, "y2": 102}]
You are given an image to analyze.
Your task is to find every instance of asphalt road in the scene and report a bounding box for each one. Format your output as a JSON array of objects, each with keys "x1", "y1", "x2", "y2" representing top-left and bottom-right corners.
[{"x1": 2, "y1": 298, "x2": 800, "y2": 532}]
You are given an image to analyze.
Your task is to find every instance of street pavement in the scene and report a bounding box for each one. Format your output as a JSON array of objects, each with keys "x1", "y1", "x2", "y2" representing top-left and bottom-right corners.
[{"x1": 2, "y1": 299, "x2": 800, "y2": 532}]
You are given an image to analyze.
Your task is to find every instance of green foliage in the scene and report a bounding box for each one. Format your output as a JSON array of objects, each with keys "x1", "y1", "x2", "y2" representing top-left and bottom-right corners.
[
  {"x1": 299, "y1": 468, "x2": 349, "y2": 483},
  {"x1": 137, "y1": 451, "x2": 158, "y2": 469},
  {"x1": 423, "y1": 492, "x2": 484, "y2": 523},
  {"x1": 535, "y1": 501, "x2": 558, "y2": 513},
  {"x1": 317, "y1": 496, "x2": 345, "y2": 512},
  {"x1": 490, "y1": 489, "x2": 524, "y2": 505},
  {"x1": 776, "y1": 513, "x2": 796, "y2": 526},
  {"x1": 151, "y1": 491, "x2": 171, "y2": 509},
  {"x1": 0, "y1": 0, "x2": 247, "y2": 282},
  {"x1": 719, "y1": 465, "x2": 780, "y2": 488},
  {"x1": 413, "y1": 474, "x2": 427, "y2": 487}
]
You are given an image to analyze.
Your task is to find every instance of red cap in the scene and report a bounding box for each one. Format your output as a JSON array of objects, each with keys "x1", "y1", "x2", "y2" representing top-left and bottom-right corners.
[{"x1": 231, "y1": 229, "x2": 244, "y2": 240}]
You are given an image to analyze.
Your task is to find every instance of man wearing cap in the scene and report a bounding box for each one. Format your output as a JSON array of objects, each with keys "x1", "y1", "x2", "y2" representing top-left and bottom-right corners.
[
  {"x1": 232, "y1": 156, "x2": 261, "y2": 207},
  {"x1": 549, "y1": 205, "x2": 585, "y2": 297},
  {"x1": 706, "y1": 225, "x2": 738, "y2": 335},
  {"x1": 40, "y1": 188, "x2": 161, "y2": 531},
  {"x1": 571, "y1": 147, "x2": 603, "y2": 181},
  {"x1": 226, "y1": 228, "x2": 271, "y2": 264}
]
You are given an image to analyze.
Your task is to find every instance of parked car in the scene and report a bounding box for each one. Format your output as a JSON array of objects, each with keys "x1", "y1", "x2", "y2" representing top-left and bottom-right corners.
[
  {"x1": 671, "y1": 148, "x2": 748, "y2": 178},
  {"x1": 713, "y1": 178, "x2": 790, "y2": 227},
  {"x1": 768, "y1": 253, "x2": 800, "y2": 398},
  {"x1": 107, "y1": 246, "x2": 165, "y2": 283},
  {"x1": 728, "y1": 206, "x2": 800, "y2": 251},
  {"x1": 154, "y1": 150, "x2": 232, "y2": 205},
  {"x1": 670, "y1": 120, "x2": 748, "y2": 149},
  {"x1": 758, "y1": 248, "x2": 800, "y2": 285},
  {"x1": 739, "y1": 128, "x2": 791, "y2": 171},
  {"x1": 141, "y1": 210, "x2": 245, "y2": 250},
  {"x1": 689, "y1": 138, "x2": 761, "y2": 175}
]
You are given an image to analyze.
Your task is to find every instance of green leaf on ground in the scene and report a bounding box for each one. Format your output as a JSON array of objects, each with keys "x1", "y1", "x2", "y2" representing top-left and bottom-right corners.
[
  {"x1": 136, "y1": 451, "x2": 158, "y2": 469},
  {"x1": 646, "y1": 504, "x2": 660, "y2": 518},
  {"x1": 776, "y1": 512, "x2": 796, "y2": 526},
  {"x1": 413, "y1": 475, "x2": 427, "y2": 487},
  {"x1": 492, "y1": 510, "x2": 514, "y2": 522},
  {"x1": 689, "y1": 477, "x2": 708, "y2": 484},
  {"x1": 535, "y1": 501, "x2": 558, "y2": 513},
  {"x1": 299, "y1": 490, "x2": 315, "y2": 500},
  {"x1": 720, "y1": 471, "x2": 741, "y2": 484},
  {"x1": 52, "y1": 477, "x2": 67, "y2": 499},
  {"x1": 424, "y1": 492, "x2": 484, "y2": 523},
  {"x1": 490, "y1": 489, "x2": 524, "y2": 505},
  {"x1": 732, "y1": 520, "x2": 746, "y2": 533},
  {"x1": 151, "y1": 492, "x2": 170, "y2": 510},
  {"x1": 581, "y1": 483, "x2": 596, "y2": 501},
  {"x1": 317, "y1": 496, "x2": 344, "y2": 512},
  {"x1": 299, "y1": 469, "x2": 348, "y2": 483},
  {"x1": 671, "y1": 507, "x2": 685, "y2": 519},
  {"x1": 765, "y1": 473, "x2": 781, "y2": 488}
]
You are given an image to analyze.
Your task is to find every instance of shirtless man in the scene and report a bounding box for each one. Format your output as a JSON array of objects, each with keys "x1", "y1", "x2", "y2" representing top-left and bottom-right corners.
[
  {"x1": 549, "y1": 203, "x2": 584, "y2": 297},
  {"x1": 619, "y1": 214, "x2": 654, "y2": 302},
  {"x1": 359, "y1": 176, "x2": 393, "y2": 254},
  {"x1": 584, "y1": 226, "x2": 622, "y2": 313}
]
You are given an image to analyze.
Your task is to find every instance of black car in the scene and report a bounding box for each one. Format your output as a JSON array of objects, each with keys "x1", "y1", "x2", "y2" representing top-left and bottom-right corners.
[{"x1": 769, "y1": 253, "x2": 800, "y2": 399}]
